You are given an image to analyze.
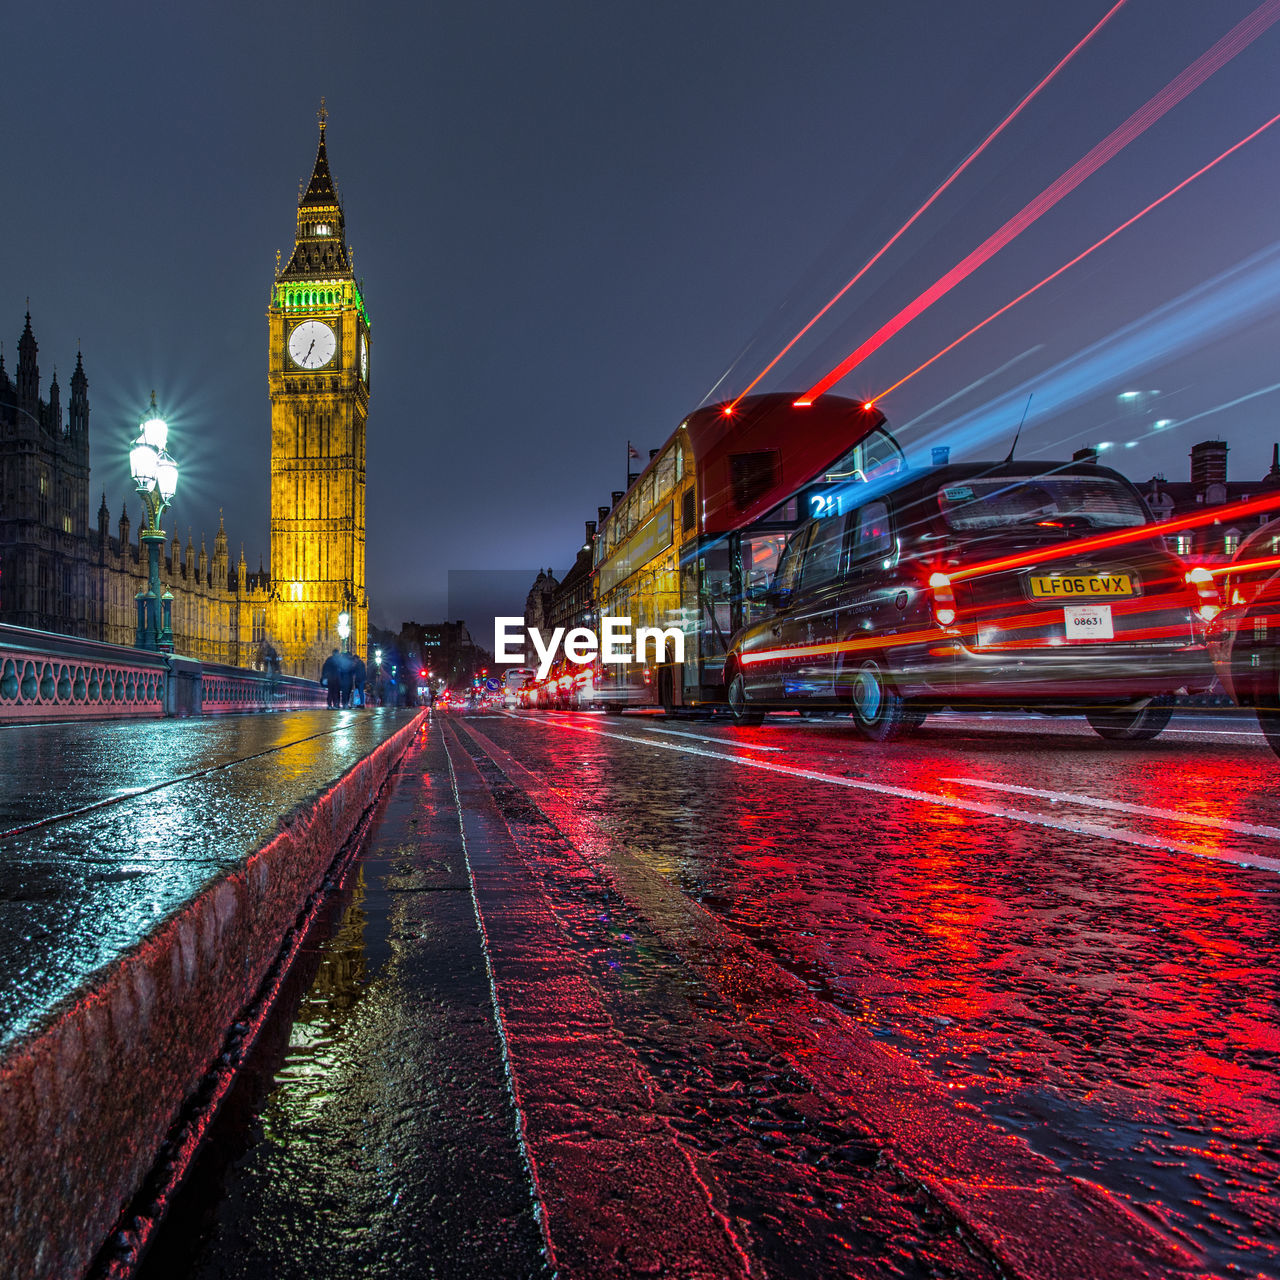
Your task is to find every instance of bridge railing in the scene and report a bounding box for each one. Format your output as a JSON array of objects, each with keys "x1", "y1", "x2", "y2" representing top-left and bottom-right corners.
[{"x1": 0, "y1": 624, "x2": 327, "y2": 721}]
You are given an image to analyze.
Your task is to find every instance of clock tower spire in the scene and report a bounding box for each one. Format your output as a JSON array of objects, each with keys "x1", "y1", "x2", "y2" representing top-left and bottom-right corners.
[{"x1": 267, "y1": 104, "x2": 371, "y2": 677}]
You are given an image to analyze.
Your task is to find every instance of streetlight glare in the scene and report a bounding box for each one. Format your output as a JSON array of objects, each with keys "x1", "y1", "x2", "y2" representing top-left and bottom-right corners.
[
  {"x1": 130, "y1": 442, "x2": 158, "y2": 485},
  {"x1": 155, "y1": 452, "x2": 179, "y2": 502},
  {"x1": 140, "y1": 416, "x2": 168, "y2": 451},
  {"x1": 128, "y1": 396, "x2": 179, "y2": 651}
]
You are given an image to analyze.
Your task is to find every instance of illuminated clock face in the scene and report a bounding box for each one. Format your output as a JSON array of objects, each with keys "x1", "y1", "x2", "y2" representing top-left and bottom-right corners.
[
  {"x1": 360, "y1": 334, "x2": 369, "y2": 382},
  {"x1": 288, "y1": 320, "x2": 336, "y2": 370}
]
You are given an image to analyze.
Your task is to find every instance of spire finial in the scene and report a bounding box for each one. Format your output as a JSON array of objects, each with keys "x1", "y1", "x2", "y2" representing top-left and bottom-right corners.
[
  {"x1": 149, "y1": 389, "x2": 157, "y2": 412},
  {"x1": 318, "y1": 96, "x2": 327, "y2": 131}
]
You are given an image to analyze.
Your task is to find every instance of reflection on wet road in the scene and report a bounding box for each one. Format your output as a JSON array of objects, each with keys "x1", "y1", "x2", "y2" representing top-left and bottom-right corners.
[
  {"x1": 138, "y1": 728, "x2": 548, "y2": 1280},
  {"x1": 140, "y1": 708, "x2": 1278, "y2": 1278},
  {"x1": 0, "y1": 710, "x2": 416, "y2": 1049},
  {"x1": 462, "y1": 707, "x2": 1279, "y2": 1277}
]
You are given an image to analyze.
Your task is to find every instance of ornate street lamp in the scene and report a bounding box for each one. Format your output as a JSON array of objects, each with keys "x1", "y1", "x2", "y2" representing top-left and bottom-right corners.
[
  {"x1": 129, "y1": 392, "x2": 179, "y2": 650},
  {"x1": 337, "y1": 610, "x2": 351, "y2": 654}
]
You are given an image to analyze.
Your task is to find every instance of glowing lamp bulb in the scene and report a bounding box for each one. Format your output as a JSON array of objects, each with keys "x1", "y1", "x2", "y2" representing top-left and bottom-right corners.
[
  {"x1": 155, "y1": 451, "x2": 178, "y2": 503},
  {"x1": 130, "y1": 441, "x2": 158, "y2": 487},
  {"x1": 140, "y1": 416, "x2": 169, "y2": 451}
]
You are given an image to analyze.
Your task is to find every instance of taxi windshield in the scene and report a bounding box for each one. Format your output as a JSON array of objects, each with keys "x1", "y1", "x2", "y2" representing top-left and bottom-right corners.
[{"x1": 938, "y1": 474, "x2": 1148, "y2": 531}]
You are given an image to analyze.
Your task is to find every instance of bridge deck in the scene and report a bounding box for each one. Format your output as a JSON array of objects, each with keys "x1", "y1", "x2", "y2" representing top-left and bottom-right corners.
[{"x1": 0, "y1": 707, "x2": 418, "y2": 1049}]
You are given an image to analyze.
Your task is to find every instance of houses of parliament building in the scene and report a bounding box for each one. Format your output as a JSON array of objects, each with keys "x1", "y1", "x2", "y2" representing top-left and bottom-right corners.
[{"x1": 0, "y1": 110, "x2": 370, "y2": 678}]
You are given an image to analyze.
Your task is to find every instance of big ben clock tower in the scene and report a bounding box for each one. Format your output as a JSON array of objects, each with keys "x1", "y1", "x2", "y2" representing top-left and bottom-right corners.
[{"x1": 268, "y1": 102, "x2": 370, "y2": 676}]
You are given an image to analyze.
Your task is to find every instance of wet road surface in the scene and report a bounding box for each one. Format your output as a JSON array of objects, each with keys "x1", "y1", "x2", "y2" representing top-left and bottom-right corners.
[
  {"x1": 462, "y1": 706, "x2": 1278, "y2": 1278},
  {"x1": 138, "y1": 725, "x2": 548, "y2": 1280},
  {"x1": 0, "y1": 709, "x2": 417, "y2": 1049},
  {"x1": 145, "y1": 705, "x2": 1280, "y2": 1278}
]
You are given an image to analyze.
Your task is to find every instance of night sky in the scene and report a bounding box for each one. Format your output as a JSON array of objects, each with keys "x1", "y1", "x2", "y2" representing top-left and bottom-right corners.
[{"x1": 5, "y1": 1, "x2": 1279, "y2": 629}]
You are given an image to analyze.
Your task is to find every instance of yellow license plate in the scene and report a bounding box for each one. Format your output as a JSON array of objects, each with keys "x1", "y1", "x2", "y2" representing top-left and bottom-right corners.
[{"x1": 1029, "y1": 573, "x2": 1133, "y2": 598}]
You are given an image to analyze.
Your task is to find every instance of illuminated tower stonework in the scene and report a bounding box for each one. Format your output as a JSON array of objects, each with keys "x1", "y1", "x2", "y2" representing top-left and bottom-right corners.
[{"x1": 268, "y1": 104, "x2": 371, "y2": 676}]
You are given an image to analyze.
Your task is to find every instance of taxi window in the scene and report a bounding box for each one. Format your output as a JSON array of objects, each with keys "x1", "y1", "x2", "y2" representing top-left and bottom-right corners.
[
  {"x1": 939, "y1": 475, "x2": 1147, "y2": 530},
  {"x1": 849, "y1": 501, "x2": 891, "y2": 561},
  {"x1": 772, "y1": 524, "x2": 810, "y2": 595},
  {"x1": 800, "y1": 515, "x2": 848, "y2": 588}
]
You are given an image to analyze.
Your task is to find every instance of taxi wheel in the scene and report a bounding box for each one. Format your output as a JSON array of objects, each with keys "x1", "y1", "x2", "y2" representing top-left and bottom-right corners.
[
  {"x1": 727, "y1": 672, "x2": 765, "y2": 727},
  {"x1": 1084, "y1": 694, "x2": 1175, "y2": 742},
  {"x1": 849, "y1": 659, "x2": 921, "y2": 742}
]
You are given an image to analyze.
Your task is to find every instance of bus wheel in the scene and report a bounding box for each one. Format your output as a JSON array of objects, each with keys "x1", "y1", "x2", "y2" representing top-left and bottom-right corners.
[
  {"x1": 1085, "y1": 695, "x2": 1175, "y2": 742},
  {"x1": 727, "y1": 672, "x2": 765, "y2": 727},
  {"x1": 849, "y1": 659, "x2": 920, "y2": 742},
  {"x1": 659, "y1": 668, "x2": 676, "y2": 717}
]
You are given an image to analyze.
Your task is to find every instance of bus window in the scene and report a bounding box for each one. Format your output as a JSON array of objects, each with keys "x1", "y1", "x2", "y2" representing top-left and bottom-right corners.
[
  {"x1": 821, "y1": 427, "x2": 905, "y2": 484},
  {"x1": 657, "y1": 450, "x2": 676, "y2": 500},
  {"x1": 699, "y1": 540, "x2": 733, "y2": 656}
]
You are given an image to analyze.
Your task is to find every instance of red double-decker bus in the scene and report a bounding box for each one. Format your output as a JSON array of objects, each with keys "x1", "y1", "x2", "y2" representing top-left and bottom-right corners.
[{"x1": 592, "y1": 393, "x2": 903, "y2": 713}]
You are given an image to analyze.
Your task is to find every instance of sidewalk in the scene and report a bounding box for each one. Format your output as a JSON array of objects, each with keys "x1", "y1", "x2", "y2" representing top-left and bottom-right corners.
[{"x1": 0, "y1": 708, "x2": 421, "y2": 1280}]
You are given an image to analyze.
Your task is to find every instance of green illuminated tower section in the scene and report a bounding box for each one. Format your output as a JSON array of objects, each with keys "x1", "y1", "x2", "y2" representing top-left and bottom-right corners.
[{"x1": 267, "y1": 104, "x2": 371, "y2": 677}]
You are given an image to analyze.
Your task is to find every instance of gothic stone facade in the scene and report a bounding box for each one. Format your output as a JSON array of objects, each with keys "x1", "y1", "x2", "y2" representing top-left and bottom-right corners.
[{"x1": 0, "y1": 313, "x2": 273, "y2": 665}]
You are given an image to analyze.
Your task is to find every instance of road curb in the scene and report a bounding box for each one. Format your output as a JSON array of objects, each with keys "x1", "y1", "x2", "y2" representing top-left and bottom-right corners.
[{"x1": 0, "y1": 710, "x2": 425, "y2": 1280}]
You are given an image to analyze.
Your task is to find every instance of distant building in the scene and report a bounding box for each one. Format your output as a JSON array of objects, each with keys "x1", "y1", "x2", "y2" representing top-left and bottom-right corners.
[
  {"x1": 1139, "y1": 438, "x2": 1280, "y2": 562},
  {"x1": 400, "y1": 619, "x2": 493, "y2": 688},
  {"x1": 548, "y1": 522, "x2": 596, "y2": 636},
  {"x1": 523, "y1": 568, "x2": 559, "y2": 666}
]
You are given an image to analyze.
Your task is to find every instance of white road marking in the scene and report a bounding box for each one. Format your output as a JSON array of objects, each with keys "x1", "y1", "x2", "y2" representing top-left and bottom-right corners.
[
  {"x1": 939, "y1": 778, "x2": 1280, "y2": 840},
  {"x1": 553, "y1": 716, "x2": 785, "y2": 752},
  {"x1": 1159, "y1": 727, "x2": 1266, "y2": 738},
  {"x1": 528, "y1": 718, "x2": 1280, "y2": 875}
]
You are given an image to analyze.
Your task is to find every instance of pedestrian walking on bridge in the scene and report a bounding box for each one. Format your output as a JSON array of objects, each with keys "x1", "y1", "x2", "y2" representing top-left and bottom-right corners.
[{"x1": 320, "y1": 649, "x2": 341, "y2": 708}]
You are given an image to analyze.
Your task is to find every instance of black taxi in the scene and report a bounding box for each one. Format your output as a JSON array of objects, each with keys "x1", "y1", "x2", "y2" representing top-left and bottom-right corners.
[{"x1": 724, "y1": 459, "x2": 1217, "y2": 739}]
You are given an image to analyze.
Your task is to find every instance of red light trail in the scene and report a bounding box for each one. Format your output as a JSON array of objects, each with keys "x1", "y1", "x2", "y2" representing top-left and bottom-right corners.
[
  {"x1": 870, "y1": 109, "x2": 1280, "y2": 403},
  {"x1": 1210, "y1": 554, "x2": 1280, "y2": 577},
  {"x1": 724, "y1": 0, "x2": 1130, "y2": 414},
  {"x1": 948, "y1": 492, "x2": 1280, "y2": 583},
  {"x1": 797, "y1": 0, "x2": 1280, "y2": 406}
]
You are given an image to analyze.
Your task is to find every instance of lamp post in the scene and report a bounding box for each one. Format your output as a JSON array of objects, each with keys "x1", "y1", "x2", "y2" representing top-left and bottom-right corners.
[
  {"x1": 337, "y1": 610, "x2": 351, "y2": 655},
  {"x1": 129, "y1": 392, "x2": 179, "y2": 651}
]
